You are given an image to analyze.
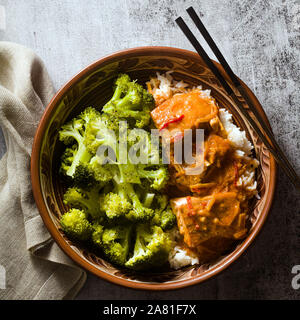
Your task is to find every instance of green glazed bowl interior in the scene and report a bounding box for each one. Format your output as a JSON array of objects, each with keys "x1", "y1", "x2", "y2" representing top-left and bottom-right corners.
[{"x1": 31, "y1": 46, "x2": 276, "y2": 290}]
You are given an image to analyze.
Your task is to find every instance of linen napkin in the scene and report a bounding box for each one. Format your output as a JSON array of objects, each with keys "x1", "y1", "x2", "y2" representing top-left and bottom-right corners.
[{"x1": 0, "y1": 41, "x2": 86, "y2": 300}]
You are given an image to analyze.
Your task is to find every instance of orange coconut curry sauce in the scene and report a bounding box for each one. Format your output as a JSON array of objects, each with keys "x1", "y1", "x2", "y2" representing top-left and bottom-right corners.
[
  {"x1": 150, "y1": 88, "x2": 258, "y2": 263},
  {"x1": 151, "y1": 90, "x2": 218, "y2": 132}
]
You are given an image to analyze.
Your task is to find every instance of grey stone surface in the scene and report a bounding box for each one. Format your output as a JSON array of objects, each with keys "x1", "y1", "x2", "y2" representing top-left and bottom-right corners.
[{"x1": 0, "y1": 0, "x2": 299, "y2": 299}]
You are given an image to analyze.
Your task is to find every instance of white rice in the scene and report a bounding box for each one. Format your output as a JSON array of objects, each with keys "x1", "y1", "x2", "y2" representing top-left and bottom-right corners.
[
  {"x1": 218, "y1": 108, "x2": 253, "y2": 156},
  {"x1": 149, "y1": 72, "x2": 258, "y2": 270},
  {"x1": 167, "y1": 228, "x2": 199, "y2": 270},
  {"x1": 150, "y1": 71, "x2": 212, "y2": 103},
  {"x1": 169, "y1": 246, "x2": 199, "y2": 270},
  {"x1": 218, "y1": 109, "x2": 259, "y2": 192},
  {"x1": 237, "y1": 170, "x2": 257, "y2": 191}
]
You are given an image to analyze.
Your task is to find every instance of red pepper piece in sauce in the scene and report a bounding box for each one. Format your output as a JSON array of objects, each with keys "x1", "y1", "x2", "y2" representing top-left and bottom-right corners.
[
  {"x1": 191, "y1": 188, "x2": 204, "y2": 194},
  {"x1": 159, "y1": 114, "x2": 184, "y2": 131},
  {"x1": 186, "y1": 196, "x2": 196, "y2": 216}
]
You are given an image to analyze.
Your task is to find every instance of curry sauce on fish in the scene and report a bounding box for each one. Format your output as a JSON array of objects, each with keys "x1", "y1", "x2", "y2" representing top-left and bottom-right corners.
[{"x1": 149, "y1": 80, "x2": 258, "y2": 263}]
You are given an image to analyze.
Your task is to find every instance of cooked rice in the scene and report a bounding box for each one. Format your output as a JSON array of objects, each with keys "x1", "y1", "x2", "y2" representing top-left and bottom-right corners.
[
  {"x1": 167, "y1": 228, "x2": 199, "y2": 270},
  {"x1": 168, "y1": 246, "x2": 199, "y2": 270},
  {"x1": 218, "y1": 108, "x2": 253, "y2": 156}
]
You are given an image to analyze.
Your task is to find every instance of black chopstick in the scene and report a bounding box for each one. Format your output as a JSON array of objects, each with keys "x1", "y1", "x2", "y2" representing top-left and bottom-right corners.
[
  {"x1": 175, "y1": 10, "x2": 300, "y2": 191},
  {"x1": 186, "y1": 7, "x2": 240, "y2": 87},
  {"x1": 175, "y1": 17, "x2": 233, "y2": 96},
  {"x1": 185, "y1": 6, "x2": 300, "y2": 184},
  {"x1": 186, "y1": 6, "x2": 299, "y2": 180}
]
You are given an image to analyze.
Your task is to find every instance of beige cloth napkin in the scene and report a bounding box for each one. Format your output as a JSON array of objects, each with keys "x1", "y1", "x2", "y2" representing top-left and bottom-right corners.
[{"x1": 0, "y1": 41, "x2": 86, "y2": 300}]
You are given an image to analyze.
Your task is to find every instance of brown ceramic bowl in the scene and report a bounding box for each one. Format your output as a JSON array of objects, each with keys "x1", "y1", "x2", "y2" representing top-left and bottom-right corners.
[{"x1": 31, "y1": 46, "x2": 277, "y2": 290}]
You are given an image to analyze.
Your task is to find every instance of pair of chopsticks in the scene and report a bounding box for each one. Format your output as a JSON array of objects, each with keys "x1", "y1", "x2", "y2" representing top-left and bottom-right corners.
[{"x1": 176, "y1": 6, "x2": 300, "y2": 191}]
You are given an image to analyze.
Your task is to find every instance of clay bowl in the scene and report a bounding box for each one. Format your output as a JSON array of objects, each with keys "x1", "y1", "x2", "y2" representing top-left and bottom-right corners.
[{"x1": 31, "y1": 46, "x2": 277, "y2": 290}]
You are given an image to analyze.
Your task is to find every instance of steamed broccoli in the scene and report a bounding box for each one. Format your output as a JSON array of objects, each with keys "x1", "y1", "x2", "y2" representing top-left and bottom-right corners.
[
  {"x1": 84, "y1": 157, "x2": 115, "y2": 183},
  {"x1": 102, "y1": 74, "x2": 154, "y2": 128},
  {"x1": 91, "y1": 222, "x2": 104, "y2": 246},
  {"x1": 137, "y1": 166, "x2": 169, "y2": 191},
  {"x1": 59, "y1": 107, "x2": 100, "y2": 178},
  {"x1": 151, "y1": 195, "x2": 177, "y2": 231},
  {"x1": 72, "y1": 162, "x2": 99, "y2": 189},
  {"x1": 121, "y1": 183, "x2": 154, "y2": 221},
  {"x1": 84, "y1": 114, "x2": 117, "y2": 156},
  {"x1": 91, "y1": 222, "x2": 132, "y2": 266},
  {"x1": 128, "y1": 129, "x2": 169, "y2": 190},
  {"x1": 99, "y1": 192, "x2": 132, "y2": 220},
  {"x1": 125, "y1": 225, "x2": 172, "y2": 270},
  {"x1": 99, "y1": 181, "x2": 153, "y2": 222},
  {"x1": 101, "y1": 225, "x2": 132, "y2": 266},
  {"x1": 80, "y1": 106, "x2": 102, "y2": 126},
  {"x1": 60, "y1": 145, "x2": 77, "y2": 177},
  {"x1": 58, "y1": 74, "x2": 178, "y2": 271},
  {"x1": 143, "y1": 192, "x2": 155, "y2": 208},
  {"x1": 85, "y1": 153, "x2": 141, "y2": 185},
  {"x1": 63, "y1": 185, "x2": 103, "y2": 220},
  {"x1": 83, "y1": 115, "x2": 141, "y2": 185},
  {"x1": 153, "y1": 206, "x2": 176, "y2": 231},
  {"x1": 127, "y1": 128, "x2": 160, "y2": 164},
  {"x1": 99, "y1": 112, "x2": 121, "y2": 134},
  {"x1": 60, "y1": 208, "x2": 93, "y2": 241}
]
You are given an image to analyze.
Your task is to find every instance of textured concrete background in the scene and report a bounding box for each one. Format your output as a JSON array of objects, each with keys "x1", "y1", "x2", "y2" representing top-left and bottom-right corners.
[{"x1": 0, "y1": 0, "x2": 299, "y2": 299}]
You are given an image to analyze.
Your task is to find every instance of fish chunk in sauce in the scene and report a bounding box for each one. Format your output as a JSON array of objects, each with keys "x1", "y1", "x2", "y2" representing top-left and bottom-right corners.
[
  {"x1": 168, "y1": 133, "x2": 233, "y2": 194},
  {"x1": 150, "y1": 85, "x2": 257, "y2": 264},
  {"x1": 151, "y1": 90, "x2": 218, "y2": 142},
  {"x1": 170, "y1": 193, "x2": 248, "y2": 262}
]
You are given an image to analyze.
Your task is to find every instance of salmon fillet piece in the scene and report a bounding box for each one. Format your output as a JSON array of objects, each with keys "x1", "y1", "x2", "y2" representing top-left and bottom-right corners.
[
  {"x1": 151, "y1": 90, "x2": 218, "y2": 141},
  {"x1": 170, "y1": 193, "x2": 247, "y2": 262}
]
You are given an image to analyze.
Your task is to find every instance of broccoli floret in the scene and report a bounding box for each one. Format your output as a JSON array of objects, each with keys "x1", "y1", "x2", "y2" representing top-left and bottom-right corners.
[
  {"x1": 122, "y1": 183, "x2": 154, "y2": 221},
  {"x1": 101, "y1": 225, "x2": 132, "y2": 266},
  {"x1": 118, "y1": 163, "x2": 142, "y2": 184},
  {"x1": 137, "y1": 166, "x2": 169, "y2": 191},
  {"x1": 80, "y1": 106, "x2": 101, "y2": 124},
  {"x1": 63, "y1": 158, "x2": 113, "y2": 192},
  {"x1": 98, "y1": 181, "x2": 153, "y2": 222},
  {"x1": 91, "y1": 222, "x2": 104, "y2": 246},
  {"x1": 127, "y1": 129, "x2": 160, "y2": 164},
  {"x1": 102, "y1": 74, "x2": 154, "y2": 128},
  {"x1": 63, "y1": 186, "x2": 103, "y2": 220},
  {"x1": 84, "y1": 115, "x2": 117, "y2": 156},
  {"x1": 153, "y1": 206, "x2": 176, "y2": 231},
  {"x1": 128, "y1": 129, "x2": 169, "y2": 190},
  {"x1": 88, "y1": 154, "x2": 140, "y2": 185},
  {"x1": 100, "y1": 112, "x2": 122, "y2": 133},
  {"x1": 59, "y1": 107, "x2": 100, "y2": 177},
  {"x1": 83, "y1": 115, "x2": 141, "y2": 184},
  {"x1": 155, "y1": 194, "x2": 169, "y2": 211},
  {"x1": 72, "y1": 162, "x2": 98, "y2": 189},
  {"x1": 60, "y1": 208, "x2": 93, "y2": 241},
  {"x1": 87, "y1": 156, "x2": 115, "y2": 183},
  {"x1": 125, "y1": 225, "x2": 172, "y2": 270},
  {"x1": 60, "y1": 145, "x2": 77, "y2": 176},
  {"x1": 99, "y1": 192, "x2": 132, "y2": 220},
  {"x1": 151, "y1": 194, "x2": 177, "y2": 231}
]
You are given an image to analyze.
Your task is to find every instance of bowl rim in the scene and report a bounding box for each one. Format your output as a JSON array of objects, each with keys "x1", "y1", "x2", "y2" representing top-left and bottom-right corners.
[{"x1": 31, "y1": 46, "x2": 277, "y2": 291}]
